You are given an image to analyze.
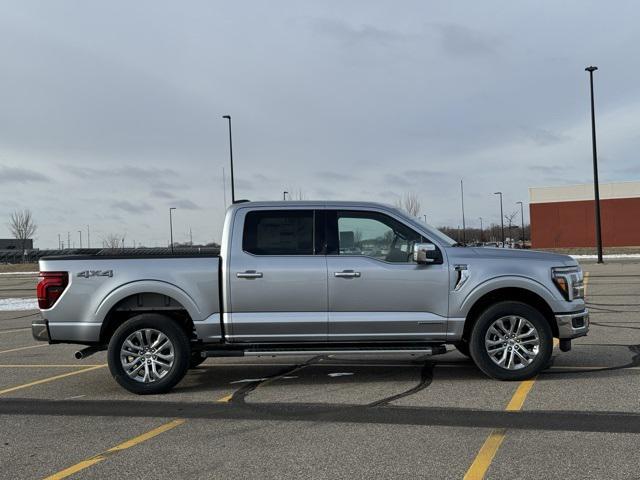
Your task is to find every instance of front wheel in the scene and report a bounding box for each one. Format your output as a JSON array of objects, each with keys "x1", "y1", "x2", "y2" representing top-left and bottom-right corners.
[
  {"x1": 469, "y1": 301, "x2": 552, "y2": 381},
  {"x1": 107, "y1": 314, "x2": 190, "y2": 394}
]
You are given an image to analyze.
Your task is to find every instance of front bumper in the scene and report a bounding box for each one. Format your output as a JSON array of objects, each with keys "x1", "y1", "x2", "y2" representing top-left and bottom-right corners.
[
  {"x1": 32, "y1": 317, "x2": 50, "y2": 342},
  {"x1": 555, "y1": 309, "x2": 589, "y2": 339}
]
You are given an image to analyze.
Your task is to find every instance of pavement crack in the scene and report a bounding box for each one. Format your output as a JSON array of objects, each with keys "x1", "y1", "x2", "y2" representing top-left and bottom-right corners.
[
  {"x1": 368, "y1": 359, "x2": 434, "y2": 408},
  {"x1": 229, "y1": 355, "x2": 326, "y2": 405}
]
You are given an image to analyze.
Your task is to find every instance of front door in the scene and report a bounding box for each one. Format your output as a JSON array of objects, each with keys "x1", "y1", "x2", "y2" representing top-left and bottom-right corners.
[
  {"x1": 326, "y1": 209, "x2": 449, "y2": 342},
  {"x1": 227, "y1": 208, "x2": 327, "y2": 342}
]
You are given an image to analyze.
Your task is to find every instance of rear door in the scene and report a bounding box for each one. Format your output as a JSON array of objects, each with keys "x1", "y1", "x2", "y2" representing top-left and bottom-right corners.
[
  {"x1": 325, "y1": 209, "x2": 449, "y2": 342},
  {"x1": 227, "y1": 207, "x2": 328, "y2": 342}
]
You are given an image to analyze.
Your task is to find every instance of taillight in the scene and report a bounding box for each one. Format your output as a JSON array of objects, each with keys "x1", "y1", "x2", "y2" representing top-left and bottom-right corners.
[{"x1": 37, "y1": 271, "x2": 69, "y2": 309}]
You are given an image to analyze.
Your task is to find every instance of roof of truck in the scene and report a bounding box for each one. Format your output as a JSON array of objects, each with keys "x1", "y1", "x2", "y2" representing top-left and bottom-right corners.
[{"x1": 228, "y1": 200, "x2": 396, "y2": 210}]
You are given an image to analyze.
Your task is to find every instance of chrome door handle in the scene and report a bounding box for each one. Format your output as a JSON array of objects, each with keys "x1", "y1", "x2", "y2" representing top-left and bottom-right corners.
[
  {"x1": 334, "y1": 270, "x2": 361, "y2": 278},
  {"x1": 236, "y1": 271, "x2": 263, "y2": 279}
]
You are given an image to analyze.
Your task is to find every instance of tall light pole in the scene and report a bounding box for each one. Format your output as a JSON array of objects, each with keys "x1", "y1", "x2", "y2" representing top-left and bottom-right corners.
[
  {"x1": 169, "y1": 207, "x2": 176, "y2": 254},
  {"x1": 494, "y1": 192, "x2": 505, "y2": 247},
  {"x1": 87, "y1": 225, "x2": 91, "y2": 248},
  {"x1": 460, "y1": 179, "x2": 466, "y2": 245},
  {"x1": 58, "y1": 234, "x2": 61, "y2": 249},
  {"x1": 516, "y1": 201, "x2": 525, "y2": 248},
  {"x1": 586, "y1": 66, "x2": 604, "y2": 263},
  {"x1": 222, "y1": 115, "x2": 236, "y2": 204},
  {"x1": 479, "y1": 217, "x2": 483, "y2": 242},
  {"x1": 283, "y1": 191, "x2": 288, "y2": 201},
  {"x1": 78, "y1": 230, "x2": 82, "y2": 248},
  {"x1": 423, "y1": 214, "x2": 427, "y2": 223}
]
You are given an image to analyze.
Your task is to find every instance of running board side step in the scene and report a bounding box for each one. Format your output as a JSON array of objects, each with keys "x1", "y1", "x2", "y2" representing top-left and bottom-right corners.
[{"x1": 201, "y1": 345, "x2": 447, "y2": 358}]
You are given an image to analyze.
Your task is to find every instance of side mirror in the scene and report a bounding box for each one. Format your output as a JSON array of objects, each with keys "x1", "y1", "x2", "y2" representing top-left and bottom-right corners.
[{"x1": 413, "y1": 243, "x2": 440, "y2": 264}]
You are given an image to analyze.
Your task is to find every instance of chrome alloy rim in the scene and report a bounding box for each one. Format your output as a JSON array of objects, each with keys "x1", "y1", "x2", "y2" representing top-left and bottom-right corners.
[
  {"x1": 485, "y1": 316, "x2": 540, "y2": 370},
  {"x1": 120, "y1": 328, "x2": 175, "y2": 383}
]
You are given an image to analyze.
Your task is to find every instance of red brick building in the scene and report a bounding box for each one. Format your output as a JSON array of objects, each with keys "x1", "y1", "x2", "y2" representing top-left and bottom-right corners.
[{"x1": 529, "y1": 181, "x2": 640, "y2": 248}]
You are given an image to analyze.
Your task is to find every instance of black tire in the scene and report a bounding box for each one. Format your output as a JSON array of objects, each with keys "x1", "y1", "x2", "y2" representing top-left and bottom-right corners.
[
  {"x1": 189, "y1": 352, "x2": 207, "y2": 369},
  {"x1": 454, "y1": 341, "x2": 471, "y2": 357},
  {"x1": 469, "y1": 301, "x2": 552, "y2": 381},
  {"x1": 107, "y1": 314, "x2": 190, "y2": 395}
]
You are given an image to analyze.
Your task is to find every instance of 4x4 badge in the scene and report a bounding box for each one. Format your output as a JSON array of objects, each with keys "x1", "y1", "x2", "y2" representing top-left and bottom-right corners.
[{"x1": 77, "y1": 270, "x2": 113, "y2": 278}]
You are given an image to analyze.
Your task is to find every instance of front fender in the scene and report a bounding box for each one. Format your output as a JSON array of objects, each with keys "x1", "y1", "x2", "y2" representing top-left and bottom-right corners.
[
  {"x1": 95, "y1": 280, "x2": 204, "y2": 325},
  {"x1": 456, "y1": 275, "x2": 560, "y2": 317}
]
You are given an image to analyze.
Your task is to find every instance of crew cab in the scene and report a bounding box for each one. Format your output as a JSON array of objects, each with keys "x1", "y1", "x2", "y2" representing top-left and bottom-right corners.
[{"x1": 33, "y1": 201, "x2": 589, "y2": 394}]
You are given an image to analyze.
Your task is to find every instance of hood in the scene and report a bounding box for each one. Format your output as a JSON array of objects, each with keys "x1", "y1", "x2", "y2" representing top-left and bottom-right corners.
[{"x1": 464, "y1": 247, "x2": 577, "y2": 266}]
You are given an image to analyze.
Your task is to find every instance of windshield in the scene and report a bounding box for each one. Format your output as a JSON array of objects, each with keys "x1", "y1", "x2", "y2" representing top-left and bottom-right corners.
[{"x1": 390, "y1": 206, "x2": 458, "y2": 247}]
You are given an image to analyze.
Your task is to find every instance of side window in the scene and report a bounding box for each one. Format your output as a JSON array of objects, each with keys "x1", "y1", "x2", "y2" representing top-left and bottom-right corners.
[
  {"x1": 243, "y1": 210, "x2": 314, "y2": 255},
  {"x1": 333, "y1": 211, "x2": 423, "y2": 263}
]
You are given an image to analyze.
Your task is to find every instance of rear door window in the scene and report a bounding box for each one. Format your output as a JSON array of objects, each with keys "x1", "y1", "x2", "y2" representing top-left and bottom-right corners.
[{"x1": 243, "y1": 210, "x2": 314, "y2": 255}]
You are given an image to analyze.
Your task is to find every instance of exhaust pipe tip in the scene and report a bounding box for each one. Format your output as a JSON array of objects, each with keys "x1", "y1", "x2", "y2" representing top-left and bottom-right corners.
[{"x1": 74, "y1": 350, "x2": 84, "y2": 360}]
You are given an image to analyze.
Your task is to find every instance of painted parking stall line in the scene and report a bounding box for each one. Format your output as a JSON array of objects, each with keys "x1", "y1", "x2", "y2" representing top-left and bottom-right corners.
[
  {"x1": 0, "y1": 365, "x2": 106, "y2": 396},
  {"x1": 43, "y1": 419, "x2": 186, "y2": 480}
]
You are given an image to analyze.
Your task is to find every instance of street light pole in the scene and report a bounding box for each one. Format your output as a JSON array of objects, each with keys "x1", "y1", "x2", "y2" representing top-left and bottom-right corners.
[
  {"x1": 494, "y1": 192, "x2": 505, "y2": 247},
  {"x1": 460, "y1": 179, "x2": 466, "y2": 245},
  {"x1": 479, "y1": 217, "x2": 483, "y2": 242},
  {"x1": 516, "y1": 201, "x2": 525, "y2": 248},
  {"x1": 283, "y1": 191, "x2": 288, "y2": 201},
  {"x1": 87, "y1": 225, "x2": 91, "y2": 248},
  {"x1": 222, "y1": 115, "x2": 236, "y2": 204},
  {"x1": 169, "y1": 207, "x2": 176, "y2": 254},
  {"x1": 423, "y1": 214, "x2": 427, "y2": 223},
  {"x1": 586, "y1": 66, "x2": 604, "y2": 264},
  {"x1": 78, "y1": 230, "x2": 82, "y2": 248}
]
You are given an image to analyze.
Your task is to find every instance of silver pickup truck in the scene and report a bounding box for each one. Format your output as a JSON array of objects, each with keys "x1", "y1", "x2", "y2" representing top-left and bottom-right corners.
[{"x1": 33, "y1": 201, "x2": 588, "y2": 394}]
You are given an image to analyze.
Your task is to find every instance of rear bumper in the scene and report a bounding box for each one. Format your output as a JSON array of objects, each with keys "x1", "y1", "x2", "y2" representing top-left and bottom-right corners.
[
  {"x1": 32, "y1": 317, "x2": 50, "y2": 342},
  {"x1": 555, "y1": 309, "x2": 589, "y2": 339}
]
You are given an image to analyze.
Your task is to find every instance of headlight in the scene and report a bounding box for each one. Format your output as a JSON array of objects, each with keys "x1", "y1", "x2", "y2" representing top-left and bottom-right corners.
[{"x1": 552, "y1": 266, "x2": 584, "y2": 301}]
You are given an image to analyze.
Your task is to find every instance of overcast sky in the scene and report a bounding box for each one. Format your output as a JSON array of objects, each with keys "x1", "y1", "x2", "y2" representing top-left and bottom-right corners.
[{"x1": 1, "y1": 1, "x2": 639, "y2": 248}]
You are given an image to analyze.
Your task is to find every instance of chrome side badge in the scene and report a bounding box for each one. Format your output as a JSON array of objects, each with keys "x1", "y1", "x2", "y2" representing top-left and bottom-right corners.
[{"x1": 77, "y1": 270, "x2": 113, "y2": 278}]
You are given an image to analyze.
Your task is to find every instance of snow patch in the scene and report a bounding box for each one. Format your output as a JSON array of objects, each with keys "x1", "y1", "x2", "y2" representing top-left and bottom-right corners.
[
  {"x1": 0, "y1": 298, "x2": 39, "y2": 311},
  {"x1": 0, "y1": 271, "x2": 38, "y2": 275}
]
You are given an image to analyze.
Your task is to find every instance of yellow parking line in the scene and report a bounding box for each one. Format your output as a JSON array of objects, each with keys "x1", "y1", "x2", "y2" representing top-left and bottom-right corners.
[
  {"x1": 0, "y1": 365, "x2": 105, "y2": 396},
  {"x1": 216, "y1": 393, "x2": 234, "y2": 403},
  {"x1": 463, "y1": 375, "x2": 538, "y2": 479},
  {"x1": 43, "y1": 419, "x2": 186, "y2": 480},
  {"x1": 0, "y1": 344, "x2": 48, "y2": 354},
  {"x1": 504, "y1": 378, "x2": 536, "y2": 411},
  {"x1": 463, "y1": 429, "x2": 507, "y2": 480}
]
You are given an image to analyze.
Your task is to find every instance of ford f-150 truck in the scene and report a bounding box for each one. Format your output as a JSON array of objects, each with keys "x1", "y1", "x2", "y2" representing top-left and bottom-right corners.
[{"x1": 33, "y1": 201, "x2": 589, "y2": 394}]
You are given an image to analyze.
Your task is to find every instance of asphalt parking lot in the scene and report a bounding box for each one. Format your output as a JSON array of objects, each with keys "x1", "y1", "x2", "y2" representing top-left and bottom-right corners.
[{"x1": 1, "y1": 262, "x2": 640, "y2": 479}]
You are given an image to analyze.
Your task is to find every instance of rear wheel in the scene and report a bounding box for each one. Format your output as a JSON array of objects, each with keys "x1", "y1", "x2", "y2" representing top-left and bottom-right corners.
[
  {"x1": 469, "y1": 301, "x2": 552, "y2": 381},
  {"x1": 107, "y1": 314, "x2": 190, "y2": 394}
]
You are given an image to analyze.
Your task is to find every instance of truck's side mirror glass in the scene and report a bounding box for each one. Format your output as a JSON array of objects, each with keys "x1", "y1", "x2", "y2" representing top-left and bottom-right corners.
[{"x1": 413, "y1": 243, "x2": 439, "y2": 264}]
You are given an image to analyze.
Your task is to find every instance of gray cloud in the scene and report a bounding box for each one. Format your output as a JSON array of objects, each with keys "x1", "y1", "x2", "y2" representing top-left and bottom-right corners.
[
  {"x1": 68, "y1": 165, "x2": 180, "y2": 181},
  {"x1": 150, "y1": 189, "x2": 175, "y2": 199},
  {"x1": 316, "y1": 171, "x2": 356, "y2": 182},
  {"x1": 171, "y1": 199, "x2": 200, "y2": 210},
  {"x1": 433, "y1": 24, "x2": 501, "y2": 57},
  {"x1": 521, "y1": 128, "x2": 571, "y2": 147},
  {"x1": 0, "y1": 166, "x2": 50, "y2": 184},
  {"x1": 112, "y1": 201, "x2": 154, "y2": 214},
  {"x1": 311, "y1": 18, "x2": 407, "y2": 47}
]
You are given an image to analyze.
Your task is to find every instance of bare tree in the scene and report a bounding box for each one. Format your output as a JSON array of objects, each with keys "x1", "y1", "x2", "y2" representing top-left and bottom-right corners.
[
  {"x1": 395, "y1": 192, "x2": 421, "y2": 217},
  {"x1": 9, "y1": 209, "x2": 37, "y2": 254},
  {"x1": 102, "y1": 234, "x2": 123, "y2": 250},
  {"x1": 285, "y1": 188, "x2": 306, "y2": 200},
  {"x1": 504, "y1": 210, "x2": 519, "y2": 246}
]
